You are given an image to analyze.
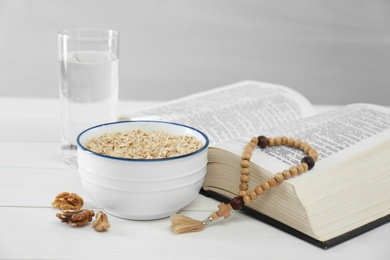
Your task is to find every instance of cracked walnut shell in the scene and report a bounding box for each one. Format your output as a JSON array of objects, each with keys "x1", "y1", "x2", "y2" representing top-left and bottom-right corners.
[
  {"x1": 52, "y1": 192, "x2": 84, "y2": 210},
  {"x1": 56, "y1": 209, "x2": 95, "y2": 227}
]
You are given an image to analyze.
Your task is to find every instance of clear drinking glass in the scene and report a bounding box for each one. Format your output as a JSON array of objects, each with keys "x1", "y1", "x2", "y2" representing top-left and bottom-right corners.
[{"x1": 58, "y1": 28, "x2": 119, "y2": 166}]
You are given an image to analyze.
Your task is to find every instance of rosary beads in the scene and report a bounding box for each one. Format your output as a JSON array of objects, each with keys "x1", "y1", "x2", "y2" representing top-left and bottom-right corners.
[
  {"x1": 171, "y1": 135, "x2": 318, "y2": 234},
  {"x1": 231, "y1": 135, "x2": 318, "y2": 210}
]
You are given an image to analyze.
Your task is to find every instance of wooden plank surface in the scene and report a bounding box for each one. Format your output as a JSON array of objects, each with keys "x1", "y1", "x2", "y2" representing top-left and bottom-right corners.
[{"x1": 0, "y1": 97, "x2": 389, "y2": 259}]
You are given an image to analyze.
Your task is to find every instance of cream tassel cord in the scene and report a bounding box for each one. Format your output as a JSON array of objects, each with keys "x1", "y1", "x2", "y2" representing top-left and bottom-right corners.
[{"x1": 171, "y1": 135, "x2": 318, "y2": 234}]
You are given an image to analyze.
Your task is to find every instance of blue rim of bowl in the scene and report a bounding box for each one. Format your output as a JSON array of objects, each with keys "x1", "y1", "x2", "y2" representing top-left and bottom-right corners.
[{"x1": 76, "y1": 120, "x2": 210, "y2": 162}]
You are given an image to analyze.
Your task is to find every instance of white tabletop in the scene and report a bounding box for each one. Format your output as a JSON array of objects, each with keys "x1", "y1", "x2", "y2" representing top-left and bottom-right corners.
[{"x1": 0, "y1": 97, "x2": 389, "y2": 260}]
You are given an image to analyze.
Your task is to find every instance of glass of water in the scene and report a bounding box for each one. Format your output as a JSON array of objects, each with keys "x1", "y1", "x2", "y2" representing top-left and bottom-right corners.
[{"x1": 58, "y1": 28, "x2": 119, "y2": 166}]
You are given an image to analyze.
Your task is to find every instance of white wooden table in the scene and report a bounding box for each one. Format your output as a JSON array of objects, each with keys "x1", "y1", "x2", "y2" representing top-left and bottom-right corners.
[{"x1": 1, "y1": 97, "x2": 389, "y2": 259}]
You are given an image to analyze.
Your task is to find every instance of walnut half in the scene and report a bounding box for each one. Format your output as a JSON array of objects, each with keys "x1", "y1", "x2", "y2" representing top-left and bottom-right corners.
[
  {"x1": 52, "y1": 192, "x2": 84, "y2": 210},
  {"x1": 93, "y1": 211, "x2": 110, "y2": 232},
  {"x1": 56, "y1": 209, "x2": 95, "y2": 227}
]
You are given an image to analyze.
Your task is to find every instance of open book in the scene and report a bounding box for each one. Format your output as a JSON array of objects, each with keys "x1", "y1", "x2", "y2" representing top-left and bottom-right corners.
[{"x1": 130, "y1": 80, "x2": 390, "y2": 249}]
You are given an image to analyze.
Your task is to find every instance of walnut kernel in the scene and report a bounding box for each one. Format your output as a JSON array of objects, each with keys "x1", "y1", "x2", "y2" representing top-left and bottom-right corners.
[
  {"x1": 93, "y1": 211, "x2": 110, "y2": 232},
  {"x1": 56, "y1": 209, "x2": 95, "y2": 227},
  {"x1": 52, "y1": 192, "x2": 84, "y2": 210}
]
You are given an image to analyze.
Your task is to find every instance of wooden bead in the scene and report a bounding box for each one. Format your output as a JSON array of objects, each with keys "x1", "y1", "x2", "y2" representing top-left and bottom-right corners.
[
  {"x1": 287, "y1": 138, "x2": 295, "y2": 147},
  {"x1": 241, "y1": 168, "x2": 250, "y2": 175},
  {"x1": 294, "y1": 139, "x2": 302, "y2": 149},
  {"x1": 240, "y1": 160, "x2": 250, "y2": 168},
  {"x1": 239, "y1": 182, "x2": 248, "y2": 191},
  {"x1": 268, "y1": 138, "x2": 275, "y2": 147},
  {"x1": 241, "y1": 153, "x2": 251, "y2": 161},
  {"x1": 282, "y1": 170, "x2": 291, "y2": 180},
  {"x1": 251, "y1": 137, "x2": 259, "y2": 145},
  {"x1": 296, "y1": 164, "x2": 304, "y2": 174},
  {"x1": 301, "y1": 156, "x2": 315, "y2": 170},
  {"x1": 230, "y1": 196, "x2": 244, "y2": 210},
  {"x1": 274, "y1": 137, "x2": 282, "y2": 146},
  {"x1": 255, "y1": 185, "x2": 264, "y2": 195},
  {"x1": 249, "y1": 190, "x2": 258, "y2": 200},
  {"x1": 308, "y1": 149, "x2": 319, "y2": 160},
  {"x1": 261, "y1": 181, "x2": 270, "y2": 191},
  {"x1": 300, "y1": 142, "x2": 308, "y2": 152},
  {"x1": 268, "y1": 177, "x2": 278, "y2": 186},
  {"x1": 289, "y1": 166, "x2": 298, "y2": 177},
  {"x1": 281, "y1": 136, "x2": 288, "y2": 145},
  {"x1": 238, "y1": 190, "x2": 247, "y2": 197},
  {"x1": 244, "y1": 147, "x2": 253, "y2": 156},
  {"x1": 247, "y1": 141, "x2": 256, "y2": 149},
  {"x1": 304, "y1": 145, "x2": 311, "y2": 154},
  {"x1": 301, "y1": 162, "x2": 309, "y2": 172},
  {"x1": 257, "y1": 135, "x2": 269, "y2": 149},
  {"x1": 240, "y1": 175, "x2": 249, "y2": 183},
  {"x1": 243, "y1": 195, "x2": 251, "y2": 205},
  {"x1": 245, "y1": 144, "x2": 255, "y2": 152},
  {"x1": 274, "y1": 172, "x2": 284, "y2": 183}
]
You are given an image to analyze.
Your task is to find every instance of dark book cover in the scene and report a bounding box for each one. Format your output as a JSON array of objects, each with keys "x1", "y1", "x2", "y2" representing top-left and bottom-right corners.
[{"x1": 201, "y1": 189, "x2": 390, "y2": 249}]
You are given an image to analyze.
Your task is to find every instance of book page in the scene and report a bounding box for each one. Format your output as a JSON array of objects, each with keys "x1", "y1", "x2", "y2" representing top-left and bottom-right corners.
[
  {"x1": 129, "y1": 80, "x2": 315, "y2": 144},
  {"x1": 214, "y1": 103, "x2": 390, "y2": 173}
]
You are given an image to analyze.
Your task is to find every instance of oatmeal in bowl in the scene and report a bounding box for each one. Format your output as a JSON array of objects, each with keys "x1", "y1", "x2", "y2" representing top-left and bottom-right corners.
[
  {"x1": 85, "y1": 129, "x2": 204, "y2": 159},
  {"x1": 76, "y1": 121, "x2": 209, "y2": 220}
]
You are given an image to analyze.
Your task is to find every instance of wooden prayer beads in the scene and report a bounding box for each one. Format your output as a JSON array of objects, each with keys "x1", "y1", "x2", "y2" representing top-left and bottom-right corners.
[
  {"x1": 235, "y1": 135, "x2": 318, "y2": 207},
  {"x1": 170, "y1": 135, "x2": 318, "y2": 234}
]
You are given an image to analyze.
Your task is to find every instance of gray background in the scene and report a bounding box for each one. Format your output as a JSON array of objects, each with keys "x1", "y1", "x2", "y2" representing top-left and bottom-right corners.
[{"x1": 1, "y1": 0, "x2": 389, "y2": 105}]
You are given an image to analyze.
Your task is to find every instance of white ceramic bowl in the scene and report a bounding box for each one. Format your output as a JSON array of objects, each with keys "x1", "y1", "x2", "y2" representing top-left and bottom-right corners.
[{"x1": 76, "y1": 121, "x2": 209, "y2": 220}]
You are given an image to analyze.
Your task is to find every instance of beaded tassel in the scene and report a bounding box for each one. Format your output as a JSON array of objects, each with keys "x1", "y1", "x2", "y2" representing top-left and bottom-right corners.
[{"x1": 170, "y1": 135, "x2": 318, "y2": 234}]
